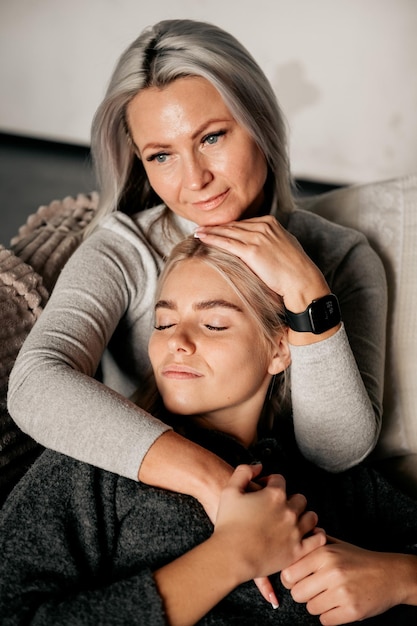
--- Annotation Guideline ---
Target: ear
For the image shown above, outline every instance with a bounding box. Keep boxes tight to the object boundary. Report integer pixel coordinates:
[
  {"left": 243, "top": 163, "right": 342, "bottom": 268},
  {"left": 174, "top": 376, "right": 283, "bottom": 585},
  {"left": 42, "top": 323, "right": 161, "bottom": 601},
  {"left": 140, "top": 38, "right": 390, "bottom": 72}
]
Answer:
[{"left": 268, "top": 331, "right": 291, "bottom": 375}]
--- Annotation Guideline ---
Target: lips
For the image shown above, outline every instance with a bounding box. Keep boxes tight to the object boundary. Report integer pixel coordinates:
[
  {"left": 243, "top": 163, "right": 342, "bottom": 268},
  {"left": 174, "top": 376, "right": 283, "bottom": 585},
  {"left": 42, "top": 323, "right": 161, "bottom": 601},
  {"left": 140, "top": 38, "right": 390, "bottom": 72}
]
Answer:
[
  {"left": 161, "top": 364, "right": 203, "bottom": 379},
  {"left": 192, "top": 189, "right": 230, "bottom": 211}
]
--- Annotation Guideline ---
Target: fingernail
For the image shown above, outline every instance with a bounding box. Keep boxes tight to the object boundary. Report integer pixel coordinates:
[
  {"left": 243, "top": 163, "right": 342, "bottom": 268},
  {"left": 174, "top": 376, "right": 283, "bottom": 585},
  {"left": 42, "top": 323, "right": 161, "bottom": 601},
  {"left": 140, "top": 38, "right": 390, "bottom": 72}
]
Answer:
[
  {"left": 250, "top": 460, "right": 262, "bottom": 465},
  {"left": 269, "top": 592, "right": 279, "bottom": 609}
]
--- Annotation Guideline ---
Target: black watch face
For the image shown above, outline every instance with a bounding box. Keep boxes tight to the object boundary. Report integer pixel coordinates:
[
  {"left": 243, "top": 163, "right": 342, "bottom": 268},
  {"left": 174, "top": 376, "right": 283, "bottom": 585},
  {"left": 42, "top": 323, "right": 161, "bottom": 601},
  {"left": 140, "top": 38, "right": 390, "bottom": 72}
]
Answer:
[{"left": 309, "top": 295, "right": 340, "bottom": 334}]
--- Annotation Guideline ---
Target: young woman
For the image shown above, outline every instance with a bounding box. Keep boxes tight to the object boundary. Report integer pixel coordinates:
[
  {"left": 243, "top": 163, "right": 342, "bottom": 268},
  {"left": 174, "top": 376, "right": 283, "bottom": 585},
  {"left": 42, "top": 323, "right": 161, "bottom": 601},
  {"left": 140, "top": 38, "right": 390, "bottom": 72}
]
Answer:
[
  {"left": 8, "top": 19, "right": 386, "bottom": 537},
  {"left": 0, "top": 237, "right": 415, "bottom": 626}
]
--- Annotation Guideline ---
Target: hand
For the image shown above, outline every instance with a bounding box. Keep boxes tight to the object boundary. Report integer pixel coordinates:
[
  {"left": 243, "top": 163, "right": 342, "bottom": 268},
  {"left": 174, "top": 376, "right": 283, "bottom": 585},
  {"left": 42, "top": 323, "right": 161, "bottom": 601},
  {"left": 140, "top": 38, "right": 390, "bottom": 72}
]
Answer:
[
  {"left": 281, "top": 536, "right": 417, "bottom": 625},
  {"left": 214, "top": 464, "right": 326, "bottom": 584},
  {"left": 195, "top": 215, "right": 330, "bottom": 313},
  {"left": 154, "top": 464, "right": 325, "bottom": 626}
]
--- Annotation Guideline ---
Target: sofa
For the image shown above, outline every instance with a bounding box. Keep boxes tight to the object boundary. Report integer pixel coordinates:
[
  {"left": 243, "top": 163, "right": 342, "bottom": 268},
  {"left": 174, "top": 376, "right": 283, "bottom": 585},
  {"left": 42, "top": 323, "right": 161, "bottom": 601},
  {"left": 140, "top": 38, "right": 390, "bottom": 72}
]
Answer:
[{"left": 0, "top": 174, "right": 416, "bottom": 506}]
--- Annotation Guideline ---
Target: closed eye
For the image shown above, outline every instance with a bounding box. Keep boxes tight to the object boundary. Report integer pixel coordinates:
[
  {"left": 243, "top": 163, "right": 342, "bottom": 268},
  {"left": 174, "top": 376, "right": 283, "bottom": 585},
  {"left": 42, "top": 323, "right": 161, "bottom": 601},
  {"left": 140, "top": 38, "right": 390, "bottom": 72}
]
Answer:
[
  {"left": 205, "top": 324, "right": 228, "bottom": 331},
  {"left": 154, "top": 323, "right": 175, "bottom": 331}
]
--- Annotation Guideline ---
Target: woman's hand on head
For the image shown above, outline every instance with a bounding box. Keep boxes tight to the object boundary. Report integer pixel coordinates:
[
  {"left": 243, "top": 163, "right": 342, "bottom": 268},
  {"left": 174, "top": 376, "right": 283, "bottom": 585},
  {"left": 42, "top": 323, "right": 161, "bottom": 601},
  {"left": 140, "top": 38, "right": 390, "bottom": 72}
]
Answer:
[
  {"left": 195, "top": 215, "right": 330, "bottom": 314},
  {"left": 214, "top": 464, "right": 326, "bottom": 584}
]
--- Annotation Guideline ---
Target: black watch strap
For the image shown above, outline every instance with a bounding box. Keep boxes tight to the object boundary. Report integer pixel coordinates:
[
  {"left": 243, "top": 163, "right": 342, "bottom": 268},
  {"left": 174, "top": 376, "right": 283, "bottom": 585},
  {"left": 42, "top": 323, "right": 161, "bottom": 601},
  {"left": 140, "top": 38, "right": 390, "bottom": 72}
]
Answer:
[{"left": 285, "top": 294, "right": 341, "bottom": 335}]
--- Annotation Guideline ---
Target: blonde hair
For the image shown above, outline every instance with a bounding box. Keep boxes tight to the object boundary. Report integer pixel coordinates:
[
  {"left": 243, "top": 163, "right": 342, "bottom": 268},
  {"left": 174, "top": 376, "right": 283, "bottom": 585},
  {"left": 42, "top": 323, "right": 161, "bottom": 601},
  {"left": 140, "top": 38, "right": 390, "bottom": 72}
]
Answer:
[
  {"left": 137, "top": 236, "right": 290, "bottom": 434},
  {"left": 88, "top": 19, "right": 295, "bottom": 236}
]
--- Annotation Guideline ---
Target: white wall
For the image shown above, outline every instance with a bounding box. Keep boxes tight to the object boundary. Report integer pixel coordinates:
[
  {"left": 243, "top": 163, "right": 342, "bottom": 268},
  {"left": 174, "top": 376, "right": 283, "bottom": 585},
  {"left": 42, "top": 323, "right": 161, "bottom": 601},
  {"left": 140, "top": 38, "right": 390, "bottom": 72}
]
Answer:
[{"left": 1, "top": 0, "right": 416, "bottom": 184}]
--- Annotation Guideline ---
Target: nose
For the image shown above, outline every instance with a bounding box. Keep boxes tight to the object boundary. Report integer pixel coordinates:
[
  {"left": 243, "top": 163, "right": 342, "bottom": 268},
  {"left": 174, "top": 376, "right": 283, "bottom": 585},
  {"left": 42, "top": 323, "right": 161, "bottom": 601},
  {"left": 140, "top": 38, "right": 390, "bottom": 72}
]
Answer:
[
  {"left": 167, "top": 325, "right": 196, "bottom": 355},
  {"left": 182, "top": 154, "right": 213, "bottom": 191}
]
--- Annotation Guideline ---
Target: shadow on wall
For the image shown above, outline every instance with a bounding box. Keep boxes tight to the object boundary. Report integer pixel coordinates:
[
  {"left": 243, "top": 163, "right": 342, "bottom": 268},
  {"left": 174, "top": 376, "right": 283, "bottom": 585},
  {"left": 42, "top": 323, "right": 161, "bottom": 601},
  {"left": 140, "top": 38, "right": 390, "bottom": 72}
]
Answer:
[{"left": 272, "top": 60, "right": 321, "bottom": 117}]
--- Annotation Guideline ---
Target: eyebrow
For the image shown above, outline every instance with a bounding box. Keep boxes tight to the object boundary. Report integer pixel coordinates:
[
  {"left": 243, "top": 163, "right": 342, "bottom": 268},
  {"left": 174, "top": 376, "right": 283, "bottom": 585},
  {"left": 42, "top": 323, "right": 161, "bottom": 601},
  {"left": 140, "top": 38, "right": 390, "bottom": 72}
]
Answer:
[
  {"left": 140, "top": 118, "right": 233, "bottom": 154},
  {"left": 155, "top": 299, "right": 243, "bottom": 313}
]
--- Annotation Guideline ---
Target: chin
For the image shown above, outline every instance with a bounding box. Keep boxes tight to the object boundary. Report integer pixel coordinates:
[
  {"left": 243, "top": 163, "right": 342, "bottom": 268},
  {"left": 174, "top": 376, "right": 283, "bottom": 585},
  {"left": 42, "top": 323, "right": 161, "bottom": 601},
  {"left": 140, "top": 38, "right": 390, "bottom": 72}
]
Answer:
[{"left": 163, "top": 398, "right": 199, "bottom": 416}]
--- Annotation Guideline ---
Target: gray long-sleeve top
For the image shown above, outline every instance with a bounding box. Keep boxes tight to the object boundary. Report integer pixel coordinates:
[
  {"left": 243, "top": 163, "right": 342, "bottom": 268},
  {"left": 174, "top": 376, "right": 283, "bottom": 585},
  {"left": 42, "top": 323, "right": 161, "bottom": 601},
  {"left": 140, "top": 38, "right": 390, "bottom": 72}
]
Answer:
[{"left": 7, "top": 206, "right": 387, "bottom": 478}]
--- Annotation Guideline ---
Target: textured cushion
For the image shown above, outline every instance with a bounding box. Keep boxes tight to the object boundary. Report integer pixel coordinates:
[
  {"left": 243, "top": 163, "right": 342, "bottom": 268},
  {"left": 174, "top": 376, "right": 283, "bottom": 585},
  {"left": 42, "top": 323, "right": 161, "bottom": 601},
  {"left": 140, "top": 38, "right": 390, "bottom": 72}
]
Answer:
[
  {"left": 11, "top": 192, "right": 99, "bottom": 293},
  {"left": 0, "top": 247, "right": 47, "bottom": 505},
  {"left": 0, "top": 193, "right": 98, "bottom": 505},
  {"left": 301, "top": 175, "right": 417, "bottom": 459}
]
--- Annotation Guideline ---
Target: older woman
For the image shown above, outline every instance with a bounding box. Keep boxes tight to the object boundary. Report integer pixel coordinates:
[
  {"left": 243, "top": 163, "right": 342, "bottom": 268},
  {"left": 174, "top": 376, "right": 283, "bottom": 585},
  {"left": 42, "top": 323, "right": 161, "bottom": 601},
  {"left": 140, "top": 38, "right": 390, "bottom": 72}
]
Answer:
[{"left": 8, "top": 19, "right": 385, "bottom": 538}]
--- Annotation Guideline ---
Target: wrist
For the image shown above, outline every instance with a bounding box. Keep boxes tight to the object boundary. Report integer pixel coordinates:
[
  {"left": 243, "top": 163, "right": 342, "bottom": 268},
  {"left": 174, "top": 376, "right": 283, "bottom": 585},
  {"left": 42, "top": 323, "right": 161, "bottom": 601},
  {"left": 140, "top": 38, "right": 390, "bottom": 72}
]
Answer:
[
  {"left": 396, "top": 554, "right": 417, "bottom": 606},
  {"left": 154, "top": 533, "right": 244, "bottom": 625},
  {"left": 285, "top": 293, "right": 341, "bottom": 342},
  {"left": 208, "top": 530, "right": 254, "bottom": 587},
  {"left": 282, "top": 270, "right": 330, "bottom": 314},
  {"left": 287, "top": 324, "right": 341, "bottom": 346},
  {"left": 195, "top": 459, "right": 234, "bottom": 523},
  {"left": 139, "top": 430, "right": 233, "bottom": 523}
]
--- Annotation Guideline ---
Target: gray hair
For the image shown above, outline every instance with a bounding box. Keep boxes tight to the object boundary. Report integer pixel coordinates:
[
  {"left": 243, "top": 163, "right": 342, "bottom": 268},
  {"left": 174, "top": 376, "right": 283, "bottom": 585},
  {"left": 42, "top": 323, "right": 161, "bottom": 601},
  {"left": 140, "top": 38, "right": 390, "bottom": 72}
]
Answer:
[{"left": 89, "top": 19, "right": 295, "bottom": 235}]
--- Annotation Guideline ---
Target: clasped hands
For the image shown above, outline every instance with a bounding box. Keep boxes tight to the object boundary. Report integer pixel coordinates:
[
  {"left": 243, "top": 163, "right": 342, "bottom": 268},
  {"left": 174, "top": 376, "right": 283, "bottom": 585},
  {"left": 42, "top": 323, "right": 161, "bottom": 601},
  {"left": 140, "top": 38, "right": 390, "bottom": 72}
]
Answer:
[{"left": 214, "top": 464, "right": 406, "bottom": 625}]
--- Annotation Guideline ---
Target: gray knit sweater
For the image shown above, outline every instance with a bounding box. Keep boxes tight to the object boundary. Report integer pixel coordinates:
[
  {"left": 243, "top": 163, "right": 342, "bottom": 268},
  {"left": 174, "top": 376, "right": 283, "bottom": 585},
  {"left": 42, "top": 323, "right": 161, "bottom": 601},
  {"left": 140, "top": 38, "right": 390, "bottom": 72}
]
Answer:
[
  {"left": 7, "top": 206, "right": 387, "bottom": 478},
  {"left": 1, "top": 425, "right": 416, "bottom": 625}
]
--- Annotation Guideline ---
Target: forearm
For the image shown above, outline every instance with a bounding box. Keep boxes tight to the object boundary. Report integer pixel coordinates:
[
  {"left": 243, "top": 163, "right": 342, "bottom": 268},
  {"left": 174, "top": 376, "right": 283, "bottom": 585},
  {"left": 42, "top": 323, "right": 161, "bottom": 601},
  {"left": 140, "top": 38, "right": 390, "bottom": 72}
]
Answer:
[
  {"left": 284, "top": 210, "right": 387, "bottom": 470},
  {"left": 154, "top": 534, "right": 241, "bottom": 626},
  {"left": 139, "top": 430, "right": 234, "bottom": 523},
  {"left": 8, "top": 226, "right": 170, "bottom": 480},
  {"left": 8, "top": 356, "right": 171, "bottom": 480},
  {"left": 290, "top": 325, "right": 379, "bottom": 472}
]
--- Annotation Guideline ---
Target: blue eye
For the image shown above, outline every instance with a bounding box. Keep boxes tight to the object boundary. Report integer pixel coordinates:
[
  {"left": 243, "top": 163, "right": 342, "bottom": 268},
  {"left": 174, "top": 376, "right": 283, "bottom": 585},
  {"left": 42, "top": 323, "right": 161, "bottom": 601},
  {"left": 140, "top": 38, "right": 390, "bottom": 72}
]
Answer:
[
  {"left": 147, "top": 153, "right": 168, "bottom": 163},
  {"left": 203, "top": 131, "right": 225, "bottom": 146}
]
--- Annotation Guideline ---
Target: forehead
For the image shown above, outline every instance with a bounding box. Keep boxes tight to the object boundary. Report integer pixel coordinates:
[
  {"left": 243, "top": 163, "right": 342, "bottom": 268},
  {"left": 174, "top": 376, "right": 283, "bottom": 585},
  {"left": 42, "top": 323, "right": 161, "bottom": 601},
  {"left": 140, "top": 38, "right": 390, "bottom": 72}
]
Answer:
[
  {"left": 127, "top": 76, "right": 233, "bottom": 142},
  {"left": 159, "top": 259, "right": 242, "bottom": 305}
]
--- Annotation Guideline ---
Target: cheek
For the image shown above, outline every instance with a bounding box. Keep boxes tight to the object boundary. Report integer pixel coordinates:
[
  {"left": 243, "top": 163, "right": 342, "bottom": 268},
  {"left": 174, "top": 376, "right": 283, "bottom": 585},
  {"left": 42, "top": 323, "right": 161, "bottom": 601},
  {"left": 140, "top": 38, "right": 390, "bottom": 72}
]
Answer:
[
  {"left": 148, "top": 335, "right": 161, "bottom": 370},
  {"left": 143, "top": 163, "right": 172, "bottom": 197},
  {"left": 250, "top": 151, "right": 268, "bottom": 187},
  {"left": 241, "top": 342, "right": 270, "bottom": 376},
  {"left": 144, "top": 168, "right": 162, "bottom": 195},
  {"left": 244, "top": 138, "right": 267, "bottom": 173}
]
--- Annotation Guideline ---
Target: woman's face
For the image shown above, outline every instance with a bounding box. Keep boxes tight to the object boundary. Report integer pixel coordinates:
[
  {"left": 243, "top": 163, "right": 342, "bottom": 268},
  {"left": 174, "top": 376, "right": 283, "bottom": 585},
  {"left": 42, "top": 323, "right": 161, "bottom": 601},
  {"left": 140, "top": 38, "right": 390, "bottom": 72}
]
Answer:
[
  {"left": 148, "top": 258, "right": 281, "bottom": 445},
  {"left": 127, "top": 76, "right": 268, "bottom": 226}
]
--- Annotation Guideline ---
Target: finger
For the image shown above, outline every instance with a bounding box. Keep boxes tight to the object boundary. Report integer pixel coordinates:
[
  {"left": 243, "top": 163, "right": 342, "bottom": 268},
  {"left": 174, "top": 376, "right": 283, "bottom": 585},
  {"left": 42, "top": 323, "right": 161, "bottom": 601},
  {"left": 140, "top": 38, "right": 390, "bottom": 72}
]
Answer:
[
  {"left": 283, "top": 562, "right": 333, "bottom": 606},
  {"left": 318, "top": 606, "right": 352, "bottom": 626},
  {"left": 287, "top": 492, "right": 308, "bottom": 516},
  {"left": 195, "top": 223, "right": 278, "bottom": 249},
  {"left": 324, "top": 534, "right": 343, "bottom": 545},
  {"left": 246, "top": 480, "right": 262, "bottom": 492},
  {"left": 196, "top": 214, "right": 280, "bottom": 234},
  {"left": 281, "top": 530, "right": 327, "bottom": 589},
  {"left": 298, "top": 510, "right": 319, "bottom": 537},
  {"left": 254, "top": 576, "right": 279, "bottom": 608},
  {"left": 281, "top": 547, "right": 322, "bottom": 588},
  {"left": 227, "top": 464, "right": 263, "bottom": 493},
  {"left": 195, "top": 218, "right": 279, "bottom": 243},
  {"left": 259, "top": 472, "right": 287, "bottom": 491},
  {"left": 299, "top": 527, "right": 327, "bottom": 557},
  {"left": 195, "top": 228, "right": 251, "bottom": 252}
]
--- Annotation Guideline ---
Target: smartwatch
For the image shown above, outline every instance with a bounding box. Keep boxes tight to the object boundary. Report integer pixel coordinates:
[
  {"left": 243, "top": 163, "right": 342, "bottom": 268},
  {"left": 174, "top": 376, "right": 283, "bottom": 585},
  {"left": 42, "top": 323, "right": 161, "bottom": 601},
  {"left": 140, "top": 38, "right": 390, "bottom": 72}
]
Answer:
[{"left": 284, "top": 294, "right": 341, "bottom": 335}]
